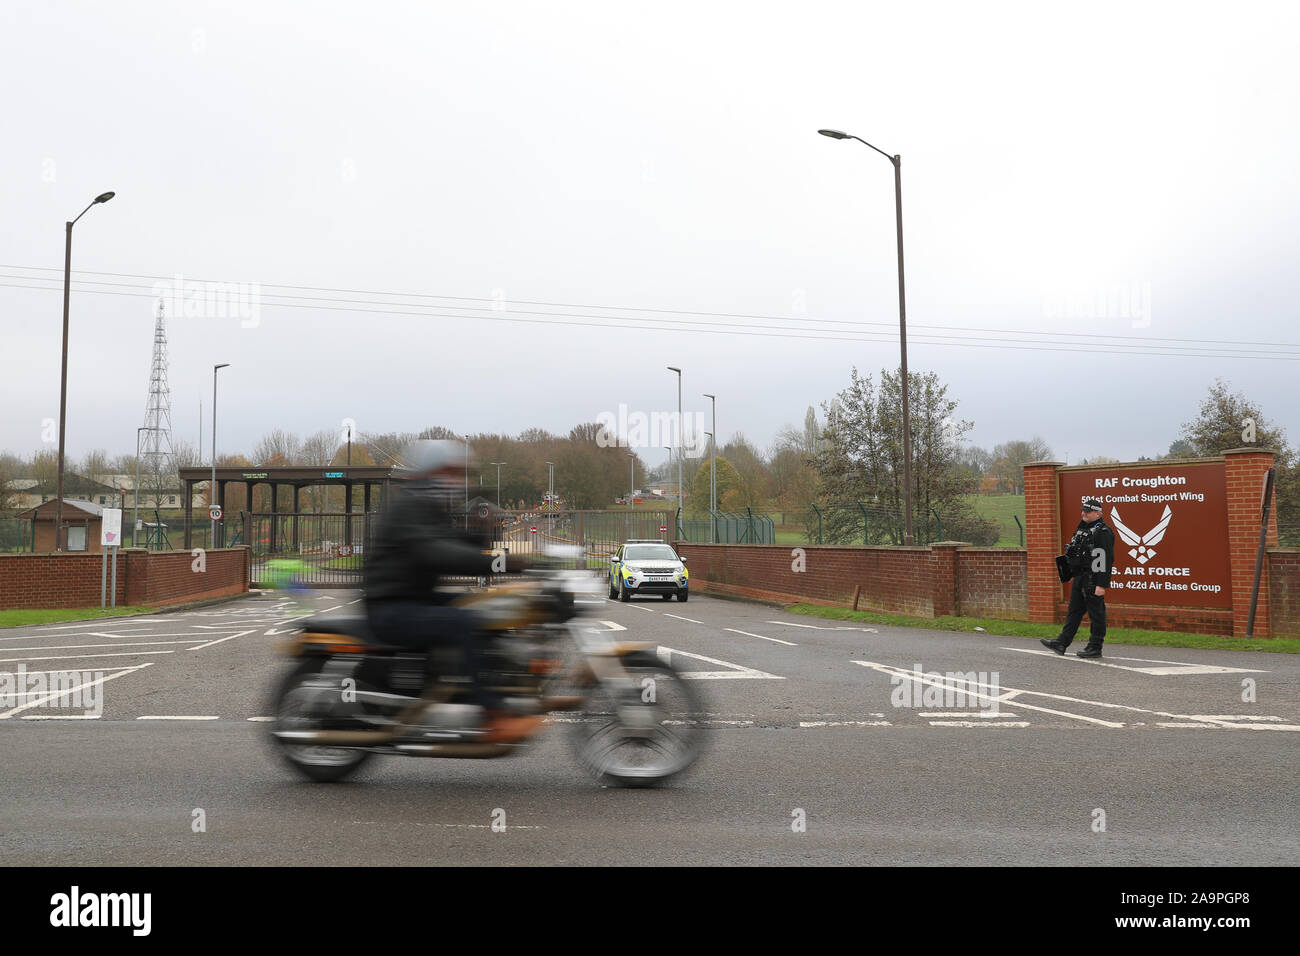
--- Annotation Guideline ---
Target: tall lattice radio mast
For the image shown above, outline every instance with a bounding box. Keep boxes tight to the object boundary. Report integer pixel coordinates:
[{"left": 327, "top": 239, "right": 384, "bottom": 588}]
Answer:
[{"left": 140, "top": 299, "right": 176, "bottom": 510}]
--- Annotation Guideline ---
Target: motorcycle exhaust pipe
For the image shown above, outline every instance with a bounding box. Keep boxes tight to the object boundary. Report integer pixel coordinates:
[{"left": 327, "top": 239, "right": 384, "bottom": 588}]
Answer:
[{"left": 274, "top": 729, "right": 396, "bottom": 745}]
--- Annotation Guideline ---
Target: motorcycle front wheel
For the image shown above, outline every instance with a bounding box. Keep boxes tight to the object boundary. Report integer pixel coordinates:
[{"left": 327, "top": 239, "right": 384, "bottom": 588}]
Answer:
[{"left": 569, "top": 650, "right": 706, "bottom": 788}]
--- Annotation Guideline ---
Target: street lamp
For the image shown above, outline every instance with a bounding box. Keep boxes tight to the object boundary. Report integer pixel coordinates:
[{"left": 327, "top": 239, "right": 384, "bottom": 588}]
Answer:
[
  {"left": 667, "top": 366, "right": 682, "bottom": 532},
  {"left": 627, "top": 452, "right": 635, "bottom": 511},
  {"left": 703, "top": 393, "right": 716, "bottom": 542},
  {"left": 818, "top": 128, "right": 914, "bottom": 544},
  {"left": 54, "top": 190, "right": 115, "bottom": 551},
  {"left": 211, "top": 363, "right": 230, "bottom": 546},
  {"left": 490, "top": 462, "right": 506, "bottom": 508}
]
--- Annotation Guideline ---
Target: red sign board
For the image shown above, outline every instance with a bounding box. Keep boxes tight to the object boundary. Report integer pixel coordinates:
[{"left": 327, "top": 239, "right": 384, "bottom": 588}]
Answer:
[
  {"left": 658, "top": 525, "right": 668, "bottom": 533},
  {"left": 1058, "top": 462, "right": 1231, "bottom": 608},
  {"left": 530, "top": 526, "right": 537, "bottom": 534}
]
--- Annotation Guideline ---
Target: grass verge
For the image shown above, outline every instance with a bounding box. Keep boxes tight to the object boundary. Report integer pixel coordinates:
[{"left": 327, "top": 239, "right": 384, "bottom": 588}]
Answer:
[
  {"left": 786, "top": 602, "right": 1300, "bottom": 654},
  {"left": 0, "top": 606, "right": 155, "bottom": 628}
]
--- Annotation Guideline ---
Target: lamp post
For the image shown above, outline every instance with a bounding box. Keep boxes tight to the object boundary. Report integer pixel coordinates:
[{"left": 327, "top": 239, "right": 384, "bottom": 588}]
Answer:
[
  {"left": 211, "top": 363, "right": 229, "bottom": 547},
  {"left": 818, "top": 128, "right": 914, "bottom": 544},
  {"left": 703, "top": 393, "right": 716, "bottom": 542},
  {"left": 627, "top": 452, "right": 635, "bottom": 510},
  {"left": 667, "top": 366, "right": 682, "bottom": 530},
  {"left": 134, "top": 426, "right": 149, "bottom": 547},
  {"left": 54, "top": 190, "right": 115, "bottom": 551},
  {"left": 490, "top": 462, "right": 506, "bottom": 508}
]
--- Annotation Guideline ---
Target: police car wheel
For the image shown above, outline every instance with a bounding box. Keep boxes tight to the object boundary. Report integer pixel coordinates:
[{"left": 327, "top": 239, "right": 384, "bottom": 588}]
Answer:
[
  {"left": 661, "top": 594, "right": 673, "bottom": 601},
  {"left": 619, "top": 579, "right": 631, "bottom": 602},
  {"left": 676, "top": 590, "right": 688, "bottom": 602}
]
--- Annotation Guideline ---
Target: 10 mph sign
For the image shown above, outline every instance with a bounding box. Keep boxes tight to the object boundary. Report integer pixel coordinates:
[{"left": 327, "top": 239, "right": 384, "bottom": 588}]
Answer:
[{"left": 209, "top": 506, "right": 222, "bottom": 521}]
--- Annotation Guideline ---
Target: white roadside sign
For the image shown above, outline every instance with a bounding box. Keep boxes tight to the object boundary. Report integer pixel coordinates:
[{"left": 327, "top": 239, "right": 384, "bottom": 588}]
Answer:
[{"left": 101, "top": 508, "right": 123, "bottom": 547}]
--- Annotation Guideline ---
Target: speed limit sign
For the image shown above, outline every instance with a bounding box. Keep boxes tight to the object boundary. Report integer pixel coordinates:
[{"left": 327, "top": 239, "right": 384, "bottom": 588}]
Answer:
[
  {"left": 477, "top": 504, "right": 490, "bottom": 519},
  {"left": 209, "top": 506, "right": 223, "bottom": 522}
]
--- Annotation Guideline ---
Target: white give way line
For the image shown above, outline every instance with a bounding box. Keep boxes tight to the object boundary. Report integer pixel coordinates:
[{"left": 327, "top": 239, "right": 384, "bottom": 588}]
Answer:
[
  {"left": 768, "top": 620, "right": 879, "bottom": 633},
  {"left": 853, "top": 659, "right": 1300, "bottom": 731},
  {"left": 1001, "top": 646, "right": 1268, "bottom": 676}
]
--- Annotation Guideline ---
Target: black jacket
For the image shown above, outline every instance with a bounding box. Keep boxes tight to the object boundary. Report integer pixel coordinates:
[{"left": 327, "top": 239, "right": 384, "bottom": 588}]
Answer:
[
  {"left": 363, "top": 484, "right": 498, "bottom": 603},
  {"left": 1064, "top": 518, "right": 1115, "bottom": 588}
]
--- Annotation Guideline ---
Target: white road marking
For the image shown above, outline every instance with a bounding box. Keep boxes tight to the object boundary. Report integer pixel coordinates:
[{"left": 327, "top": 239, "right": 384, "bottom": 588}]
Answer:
[
  {"left": 929, "top": 720, "right": 1031, "bottom": 728},
  {"left": 766, "top": 620, "right": 878, "bottom": 633},
  {"left": 0, "top": 640, "right": 212, "bottom": 653},
  {"left": 924, "top": 711, "right": 1020, "bottom": 718},
  {"left": 623, "top": 604, "right": 656, "bottom": 612},
  {"left": 656, "top": 646, "right": 783, "bottom": 680},
  {"left": 1001, "top": 646, "right": 1267, "bottom": 676},
  {"left": 856, "top": 659, "right": 1300, "bottom": 732},
  {"left": 41, "top": 619, "right": 143, "bottom": 631},
  {"left": 247, "top": 716, "right": 274, "bottom": 722},
  {"left": 724, "top": 628, "right": 797, "bottom": 646},
  {"left": 799, "top": 720, "right": 892, "bottom": 727},
  {"left": 1189, "top": 715, "right": 1284, "bottom": 721},
  {"left": 136, "top": 715, "right": 220, "bottom": 720},
  {"left": 20, "top": 714, "right": 102, "bottom": 720},
  {"left": 189, "top": 629, "right": 256, "bottom": 651},
  {"left": 854, "top": 660, "right": 1126, "bottom": 727},
  {"left": 663, "top": 613, "right": 702, "bottom": 624},
  {"left": 0, "top": 650, "right": 175, "bottom": 664},
  {"left": 598, "top": 621, "right": 627, "bottom": 632},
  {"left": 0, "top": 663, "right": 153, "bottom": 719}
]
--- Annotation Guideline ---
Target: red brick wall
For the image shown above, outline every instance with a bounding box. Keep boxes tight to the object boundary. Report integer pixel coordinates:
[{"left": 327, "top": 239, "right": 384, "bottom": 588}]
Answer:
[
  {"left": 676, "top": 543, "right": 1027, "bottom": 619},
  {"left": 0, "top": 548, "right": 250, "bottom": 610},
  {"left": 1268, "top": 549, "right": 1300, "bottom": 639},
  {"left": 957, "top": 548, "right": 1029, "bottom": 620},
  {"left": 676, "top": 544, "right": 935, "bottom": 614}
]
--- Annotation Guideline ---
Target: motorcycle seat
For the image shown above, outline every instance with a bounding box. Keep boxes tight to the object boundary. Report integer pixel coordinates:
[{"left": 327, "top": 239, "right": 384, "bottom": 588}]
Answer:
[{"left": 298, "top": 615, "right": 407, "bottom": 653}]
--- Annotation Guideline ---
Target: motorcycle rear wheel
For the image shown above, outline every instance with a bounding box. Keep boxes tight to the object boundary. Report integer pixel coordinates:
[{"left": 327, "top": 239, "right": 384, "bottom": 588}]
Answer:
[{"left": 269, "top": 658, "right": 375, "bottom": 782}]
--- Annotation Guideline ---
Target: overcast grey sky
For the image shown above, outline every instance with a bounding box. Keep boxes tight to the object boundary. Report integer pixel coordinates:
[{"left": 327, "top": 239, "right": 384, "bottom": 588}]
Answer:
[{"left": 3, "top": 0, "right": 1298, "bottom": 470}]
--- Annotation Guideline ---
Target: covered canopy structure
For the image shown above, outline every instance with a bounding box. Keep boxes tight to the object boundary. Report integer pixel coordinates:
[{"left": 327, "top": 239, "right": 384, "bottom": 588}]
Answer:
[{"left": 177, "top": 465, "right": 397, "bottom": 550}]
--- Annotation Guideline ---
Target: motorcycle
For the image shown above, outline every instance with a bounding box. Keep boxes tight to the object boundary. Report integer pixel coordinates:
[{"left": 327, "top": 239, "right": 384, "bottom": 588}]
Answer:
[{"left": 267, "top": 549, "right": 706, "bottom": 787}]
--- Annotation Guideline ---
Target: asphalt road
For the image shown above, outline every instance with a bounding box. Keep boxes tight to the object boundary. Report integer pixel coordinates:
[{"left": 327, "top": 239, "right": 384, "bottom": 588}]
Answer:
[{"left": 2, "top": 588, "right": 1297, "bottom": 865}]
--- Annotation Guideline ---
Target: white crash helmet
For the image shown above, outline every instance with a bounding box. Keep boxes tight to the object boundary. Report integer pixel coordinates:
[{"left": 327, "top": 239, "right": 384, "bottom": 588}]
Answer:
[{"left": 395, "top": 439, "right": 469, "bottom": 479}]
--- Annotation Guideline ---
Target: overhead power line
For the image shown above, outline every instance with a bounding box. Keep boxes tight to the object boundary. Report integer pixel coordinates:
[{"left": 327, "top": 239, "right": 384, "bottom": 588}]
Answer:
[{"left": 3, "top": 264, "right": 1299, "bottom": 361}]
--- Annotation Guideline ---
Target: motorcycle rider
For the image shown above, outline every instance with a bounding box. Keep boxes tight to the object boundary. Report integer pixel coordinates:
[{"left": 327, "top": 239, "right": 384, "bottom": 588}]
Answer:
[
  {"left": 1041, "top": 496, "right": 1115, "bottom": 658},
  {"left": 364, "top": 439, "right": 542, "bottom": 742}
]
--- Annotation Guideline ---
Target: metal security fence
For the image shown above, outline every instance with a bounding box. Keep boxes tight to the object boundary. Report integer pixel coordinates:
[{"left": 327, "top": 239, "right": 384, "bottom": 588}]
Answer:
[
  {"left": 0, "top": 517, "right": 34, "bottom": 552},
  {"left": 678, "top": 510, "right": 776, "bottom": 544}
]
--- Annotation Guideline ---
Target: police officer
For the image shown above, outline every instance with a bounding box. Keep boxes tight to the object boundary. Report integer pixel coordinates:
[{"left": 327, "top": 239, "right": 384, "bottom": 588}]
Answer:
[{"left": 1041, "top": 497, "right": 1115, "bottom": 658}]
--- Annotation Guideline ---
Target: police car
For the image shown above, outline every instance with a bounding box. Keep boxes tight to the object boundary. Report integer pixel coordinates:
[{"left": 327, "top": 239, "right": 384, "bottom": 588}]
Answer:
[{"left": 608, "top": 540, "right": 689, "bottom": 602}]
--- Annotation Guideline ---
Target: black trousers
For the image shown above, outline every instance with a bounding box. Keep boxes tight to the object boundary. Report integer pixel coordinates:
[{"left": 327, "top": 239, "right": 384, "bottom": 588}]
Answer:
[
  {"left": 365, "top": 600, "right": 498, "bottom": 708},
  {"left": 1058, "top": 574, "right": 1106, "bottom": 645}
]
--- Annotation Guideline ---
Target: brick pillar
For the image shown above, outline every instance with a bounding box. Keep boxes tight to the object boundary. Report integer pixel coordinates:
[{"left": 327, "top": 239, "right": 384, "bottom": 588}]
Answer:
[
  {"left": 1224, "top": 448, "right": 1278, "bottom": 637},
  {"left": 930, "top": 542, "right": 965, "bottom": 617},
  {"left": 1024, "top": 461, "right": 1066, "bottom": 624}
]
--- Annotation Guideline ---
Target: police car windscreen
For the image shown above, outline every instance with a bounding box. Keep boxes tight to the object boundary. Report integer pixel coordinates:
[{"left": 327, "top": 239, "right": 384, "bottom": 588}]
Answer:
[{"left": 625, "top": 545, "right": 677, "bottom": 561}]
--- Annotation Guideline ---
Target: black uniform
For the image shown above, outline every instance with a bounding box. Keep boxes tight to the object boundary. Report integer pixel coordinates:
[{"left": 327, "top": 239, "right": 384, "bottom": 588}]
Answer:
[
  {"left": 364, "top": 482, "right": 501, "bottom": 705},
  {"left": 1056, "top": 517, "right": 1115, "bottom": 647}
]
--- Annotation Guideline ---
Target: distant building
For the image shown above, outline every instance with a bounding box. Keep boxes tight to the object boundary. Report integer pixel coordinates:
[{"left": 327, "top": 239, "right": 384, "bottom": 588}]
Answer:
[{"left": 15, "top": 499, "right": 106, "bottom": 552}]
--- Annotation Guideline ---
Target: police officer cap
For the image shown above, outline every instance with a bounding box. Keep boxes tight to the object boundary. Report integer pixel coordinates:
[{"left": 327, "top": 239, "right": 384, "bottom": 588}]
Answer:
[
  {"left": 1081, "top": 497, "right": 1103, "bottom": 512},
  {"left": 396, "top": 439, "right": 467, "bottom": 478}
]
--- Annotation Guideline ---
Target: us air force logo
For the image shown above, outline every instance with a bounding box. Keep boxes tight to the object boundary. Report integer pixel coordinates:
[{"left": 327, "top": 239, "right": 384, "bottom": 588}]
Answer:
[{"left": 1111, "top": 505, "right": 1172, "bottom": 565}]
